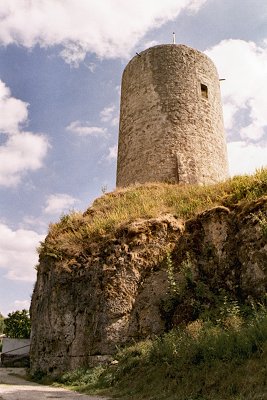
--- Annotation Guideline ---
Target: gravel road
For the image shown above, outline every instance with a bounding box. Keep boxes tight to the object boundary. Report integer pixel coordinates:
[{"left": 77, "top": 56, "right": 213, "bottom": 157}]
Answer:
[{"left": 0, "top": 368, "right": 109, "bottom": 400}]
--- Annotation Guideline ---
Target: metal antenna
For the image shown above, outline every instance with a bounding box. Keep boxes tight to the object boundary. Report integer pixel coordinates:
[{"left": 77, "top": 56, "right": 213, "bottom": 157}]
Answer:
[{"left": 172, "top": 32, "right": 176, "bottom": 44}]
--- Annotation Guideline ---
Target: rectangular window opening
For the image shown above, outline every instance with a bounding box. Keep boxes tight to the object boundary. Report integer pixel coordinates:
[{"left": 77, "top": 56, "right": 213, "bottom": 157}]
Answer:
[{"left": 201, "top": 83, "right": 208, "bottom": 99}]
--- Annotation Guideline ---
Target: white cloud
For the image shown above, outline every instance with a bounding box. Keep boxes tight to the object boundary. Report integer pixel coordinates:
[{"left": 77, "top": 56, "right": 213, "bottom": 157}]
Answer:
[
  {"left": 21, "top": 215, "right": 48, "bottom": 233},
  {"left": 84, "top": 62, "right": 97, "bottom": 73},
  {"left": 44, "top": 193, "right": 79, "bottom": 215},
  {"left": 0, "top": 0, "right": 207, "bottom": 65},
  {"left": 115, "top": 85, "right": 121, "bottom": 95},
  {"left": 0, "top": 132, "right": 49, "bottom": 187},
  {"left": 206, "top": 39, "right": 267, "bottom": 141},
  {"left": 0, "top": 223, "right": 44, "bottom": 282},
  {"left": 0, "top": 80, "right": 49, "bottom": 186},
  {"left": 60, "top": 43, "right": 87, "bottom": 68},
  {"left": 144, "top": 40, "right": 159, "bottom": 48},
  {"left": 100, "top": 105, "right": 119, "bottom": 126},
  {"left": 100, "top": 105, "right": 116, "bottom": 123},
  {"left": 227, "top": 141, "right": 267, "bottom": 177},
  {"left": 66, "top": 120, "right": 107, "bottom": 137},
  {"left": 0, "top": 80, "right": 28, "bottom": 134},
  {"left": 13, "top": 299, "right": 31, "bottom": 311},
  {"left": 221, "top": 101, "right": 239, "bottom": 132},
  {"left": 206, "top": 39, "right": 267, "bottom": 176},
  {"left": 111, "top": 116, "right": 119, "bottom": 127},
  {"left": 107, "top": 145, "right": 118, "bottom": 161}
]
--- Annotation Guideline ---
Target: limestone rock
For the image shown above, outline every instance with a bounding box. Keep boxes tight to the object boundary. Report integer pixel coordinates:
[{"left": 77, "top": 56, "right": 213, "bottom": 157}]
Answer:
[
  {"left": 30, "top": 214, "right": 182, "bottom": 375},
  {"left": 30, "top": 198, "right": 267, "bottom": 376}
]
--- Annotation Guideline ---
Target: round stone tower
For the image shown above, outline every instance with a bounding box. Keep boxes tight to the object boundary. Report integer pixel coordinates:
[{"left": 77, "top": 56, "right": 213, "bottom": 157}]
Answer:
[{"left": 116, "top": 44, "right": 228, "bottom": 187}]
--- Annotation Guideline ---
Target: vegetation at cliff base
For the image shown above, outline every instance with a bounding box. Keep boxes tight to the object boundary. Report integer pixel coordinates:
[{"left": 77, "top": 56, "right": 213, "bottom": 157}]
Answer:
[
  {"left": 38, "top": 167, "right": 267, "bottom": 263},
  {"left": 33, "top": 168, "right": 267, "bottom": 399},
  {"left": 56, "top": 302, "right": 267, "bottom": 400}
]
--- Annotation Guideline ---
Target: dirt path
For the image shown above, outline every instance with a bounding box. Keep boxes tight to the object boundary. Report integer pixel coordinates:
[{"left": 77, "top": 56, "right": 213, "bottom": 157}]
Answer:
[{"left": 0, "top": 368, "right": 109, "bottom": 400}]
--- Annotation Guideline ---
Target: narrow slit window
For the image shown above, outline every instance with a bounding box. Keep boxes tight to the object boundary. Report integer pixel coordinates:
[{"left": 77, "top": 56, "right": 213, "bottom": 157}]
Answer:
[{"left": 201, "top": 83, "right": 208, "bottom": 99}]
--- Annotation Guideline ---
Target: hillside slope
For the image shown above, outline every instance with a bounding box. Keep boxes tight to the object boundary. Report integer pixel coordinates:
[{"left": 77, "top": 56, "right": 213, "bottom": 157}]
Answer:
[{"left": 30, "top": 169, "right": 267, "bottom": 378}]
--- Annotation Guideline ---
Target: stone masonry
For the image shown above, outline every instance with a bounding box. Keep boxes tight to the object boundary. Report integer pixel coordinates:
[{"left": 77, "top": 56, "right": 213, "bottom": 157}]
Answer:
[{"left": 116, "top": 44, "right": 229, "bottom": 187}]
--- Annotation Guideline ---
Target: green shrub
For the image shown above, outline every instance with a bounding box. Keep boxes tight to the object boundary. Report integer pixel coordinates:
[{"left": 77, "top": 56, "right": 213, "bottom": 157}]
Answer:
[
  {"left": 60, "top": 365, "right": 105, "bottom": 388},
  {"left": 54, "top": 304, "right": 267, "bottom": 400},
  {"left": 4, "top": 309, "right": 31, "bottom": 339}
]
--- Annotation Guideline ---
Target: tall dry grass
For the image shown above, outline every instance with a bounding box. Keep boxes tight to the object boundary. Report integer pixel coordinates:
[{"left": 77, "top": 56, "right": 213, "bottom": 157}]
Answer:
[{"left": 38, "top": 168, "right": 267, "bottom": 260}]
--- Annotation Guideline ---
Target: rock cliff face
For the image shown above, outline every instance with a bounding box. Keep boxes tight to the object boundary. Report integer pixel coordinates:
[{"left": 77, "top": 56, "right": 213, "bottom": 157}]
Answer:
[{"left": 30, "top": 197, "right": 267, "bottom": 376}]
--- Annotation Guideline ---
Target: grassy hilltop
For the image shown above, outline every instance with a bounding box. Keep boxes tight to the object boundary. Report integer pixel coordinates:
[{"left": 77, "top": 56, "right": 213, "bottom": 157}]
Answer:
[
  {"left": 40, "top": 168, "right": 267, "bottom": 260},
  {"left": 37, "top": 168, "right": 267, "bottom": 400}
]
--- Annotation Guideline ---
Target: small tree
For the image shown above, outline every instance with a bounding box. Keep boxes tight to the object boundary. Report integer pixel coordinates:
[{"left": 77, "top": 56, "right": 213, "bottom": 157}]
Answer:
[
  {"left": 4, "top": 309, "right": 31, "bottom": 339},
  {"left": 0, "top": 312, "right": 5, "bottom": 334}
]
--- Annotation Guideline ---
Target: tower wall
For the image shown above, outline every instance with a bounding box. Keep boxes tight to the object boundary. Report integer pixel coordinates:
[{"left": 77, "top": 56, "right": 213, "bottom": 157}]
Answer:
[{"left": 116, "top": 44, "right": 228, "bottom": 187}]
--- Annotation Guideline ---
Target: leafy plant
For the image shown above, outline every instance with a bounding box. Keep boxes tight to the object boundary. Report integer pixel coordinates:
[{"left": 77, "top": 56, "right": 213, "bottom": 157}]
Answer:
[
  {"left": 166, "top": 252, "right": 178, "bottom": 294},
  {"left": 4, "top": 309, "right": 31, "bottom": 339},
  {"left": 253, "top": 209, "right": 267, "bottom": 237},
  {"left": 0, "top": 312, "right": 5, "bottom": 334}
]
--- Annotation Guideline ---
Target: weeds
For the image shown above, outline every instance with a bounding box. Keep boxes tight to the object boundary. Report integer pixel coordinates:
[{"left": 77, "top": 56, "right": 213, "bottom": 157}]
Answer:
[
  {"left": 59, "top": 365, "right": 105, "bottom": 390},
  {"left": 166, "top": 252, "right": 178, "bottom": 295},
  {"left": 55, "top": 304, "right": 267, "bottom": 400},
  {"left": 161, "top": 252, "right": 198, "bottom": 329},
  {"left": 161, "top": 251, "right": 242, "bottom": 330},
  {"left": 253, "top": 210, "right": 267, "bottom": 237}
]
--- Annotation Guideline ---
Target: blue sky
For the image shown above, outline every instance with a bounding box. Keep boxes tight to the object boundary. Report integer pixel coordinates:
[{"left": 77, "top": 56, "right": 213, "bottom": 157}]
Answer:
[{"left": 0, "top": 0, "right": 266, "bottom": 316}]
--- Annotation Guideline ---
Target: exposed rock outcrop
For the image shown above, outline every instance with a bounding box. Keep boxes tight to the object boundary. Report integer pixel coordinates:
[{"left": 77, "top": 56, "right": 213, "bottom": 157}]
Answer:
[{"left": 30, "top": 197, "right": 267, "bottom": 376}]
